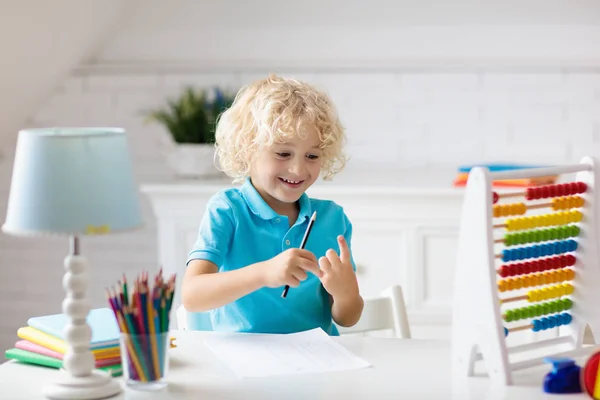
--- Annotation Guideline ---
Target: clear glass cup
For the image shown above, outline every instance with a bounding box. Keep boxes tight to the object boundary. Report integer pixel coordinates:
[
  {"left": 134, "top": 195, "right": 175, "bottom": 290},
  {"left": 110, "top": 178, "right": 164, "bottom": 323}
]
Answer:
[{"left": 120, "top": 332, "right": 169, "bottom": 391}]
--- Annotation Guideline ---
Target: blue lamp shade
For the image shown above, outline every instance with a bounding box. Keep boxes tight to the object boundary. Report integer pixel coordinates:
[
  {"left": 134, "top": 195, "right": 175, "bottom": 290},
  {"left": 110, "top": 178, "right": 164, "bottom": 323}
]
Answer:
[{"left": 2, "top": 127, "right": 143, "bottom": 236}]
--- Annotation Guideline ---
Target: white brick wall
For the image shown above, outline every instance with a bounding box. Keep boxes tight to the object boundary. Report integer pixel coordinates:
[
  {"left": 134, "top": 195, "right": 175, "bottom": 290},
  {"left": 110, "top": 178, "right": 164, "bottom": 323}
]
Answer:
[{"left": 1, "top": 67, "right": 599, "bottom": 353}]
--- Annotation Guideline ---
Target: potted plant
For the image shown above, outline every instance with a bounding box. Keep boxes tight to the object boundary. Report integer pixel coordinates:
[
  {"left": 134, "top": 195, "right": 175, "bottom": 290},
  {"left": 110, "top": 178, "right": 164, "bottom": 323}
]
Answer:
[{"left": 143, "top": 86, "right": 236, "bottom": 178}]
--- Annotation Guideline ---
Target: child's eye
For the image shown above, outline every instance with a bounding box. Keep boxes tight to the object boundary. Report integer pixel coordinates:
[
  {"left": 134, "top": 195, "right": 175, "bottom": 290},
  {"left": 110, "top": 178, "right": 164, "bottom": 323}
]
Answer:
[
  {"left": 276, "top": 152, "right": 290, "bottom": 158},
  {"left": 307, "top": 154, "right": 319, "bottom": 160}
]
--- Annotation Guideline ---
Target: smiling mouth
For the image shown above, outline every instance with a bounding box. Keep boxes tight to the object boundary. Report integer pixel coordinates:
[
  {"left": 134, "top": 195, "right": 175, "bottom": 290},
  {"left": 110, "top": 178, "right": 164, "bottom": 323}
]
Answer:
[{"left": 279, "top": 177, "right": 304, "bottom": 187}]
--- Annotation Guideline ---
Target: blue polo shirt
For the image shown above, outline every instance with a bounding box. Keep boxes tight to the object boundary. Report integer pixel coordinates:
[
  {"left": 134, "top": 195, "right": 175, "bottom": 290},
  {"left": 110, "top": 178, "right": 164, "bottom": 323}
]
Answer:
[{"left": 186, "top": 178, "right": 356, "bottom": 336}]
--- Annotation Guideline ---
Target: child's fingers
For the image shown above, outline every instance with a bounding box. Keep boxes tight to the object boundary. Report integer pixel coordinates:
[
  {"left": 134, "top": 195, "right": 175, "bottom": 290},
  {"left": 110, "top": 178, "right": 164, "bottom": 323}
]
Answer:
[
  {"left": 326, "top": 249, "right": 341, "bottom": 269},
  {"left": 296, "top": 249, "right": 318, "bottom": 263},
  {"left": 291, "top": 267, "right": 308, "bottom": 282},
  {"left": 337, "top": 235, "right": 351, "bottom": 264},
  {"left": 319, "top": 256, "right": 333, "bottom": 274},
  {"left": 298, "top": 258, "right": 323, "bottom": 278}
]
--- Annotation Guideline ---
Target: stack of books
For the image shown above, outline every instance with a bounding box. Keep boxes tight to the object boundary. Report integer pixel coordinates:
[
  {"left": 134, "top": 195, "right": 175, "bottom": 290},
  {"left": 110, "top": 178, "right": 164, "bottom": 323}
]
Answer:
[
  {"left": 4, "top": 308, "right": 122, "bottom": 376},
  {"left": 453, "top": 163, "right": 558, "bottom": 187}
]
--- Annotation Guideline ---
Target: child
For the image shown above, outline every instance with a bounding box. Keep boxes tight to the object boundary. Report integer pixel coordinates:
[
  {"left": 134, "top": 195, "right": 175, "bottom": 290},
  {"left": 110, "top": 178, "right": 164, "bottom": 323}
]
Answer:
[{"left": 182, "top": 74, "right": 364, "bottom": 335}]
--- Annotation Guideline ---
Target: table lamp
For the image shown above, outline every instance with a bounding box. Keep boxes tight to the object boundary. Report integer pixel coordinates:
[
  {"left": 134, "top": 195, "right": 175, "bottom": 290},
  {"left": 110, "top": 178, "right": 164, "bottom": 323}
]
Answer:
[{"left": 2, "top": 127, "right": 143, "bottom": 399}]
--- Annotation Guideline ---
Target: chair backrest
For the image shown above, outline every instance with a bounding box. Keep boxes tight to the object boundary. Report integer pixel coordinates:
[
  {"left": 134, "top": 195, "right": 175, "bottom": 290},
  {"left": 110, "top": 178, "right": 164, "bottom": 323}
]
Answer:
[
  {"left": 336, "top": 285, "right": 411, "bottom": 339},
  {"left": 176, "top": 304, "right": 188, "bottom": 331}
]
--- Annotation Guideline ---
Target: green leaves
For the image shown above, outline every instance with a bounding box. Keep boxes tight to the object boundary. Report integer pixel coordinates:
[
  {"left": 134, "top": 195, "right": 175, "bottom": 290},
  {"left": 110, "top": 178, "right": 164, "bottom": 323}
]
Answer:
[{"left": 143, "top": 86, "right": 235, "bottom": 144}]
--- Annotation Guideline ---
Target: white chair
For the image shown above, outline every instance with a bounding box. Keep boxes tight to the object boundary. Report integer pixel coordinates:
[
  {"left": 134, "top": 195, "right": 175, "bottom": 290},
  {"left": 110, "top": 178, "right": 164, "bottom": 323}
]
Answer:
[
  {"left": 336, "top": 285, "right": 411, "bottom": 339},
  {"left": 176, "top": 304, "right": 189, "bottom": 331},
  {"left": 176, "top": 284, "right": 411, "bottom": 338}
]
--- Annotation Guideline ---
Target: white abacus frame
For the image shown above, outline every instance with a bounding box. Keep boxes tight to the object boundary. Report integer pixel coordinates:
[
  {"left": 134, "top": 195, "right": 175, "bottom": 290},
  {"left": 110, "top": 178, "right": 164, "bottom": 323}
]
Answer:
[{"left": 451, "top": 156, "right": 600, "bottom": 385}]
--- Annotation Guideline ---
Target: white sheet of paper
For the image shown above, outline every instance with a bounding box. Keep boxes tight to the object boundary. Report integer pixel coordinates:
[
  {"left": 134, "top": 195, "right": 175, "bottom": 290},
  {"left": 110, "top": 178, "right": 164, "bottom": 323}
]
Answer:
[{"left": 203, "top": 328, "right": 372, "bottom": 378}]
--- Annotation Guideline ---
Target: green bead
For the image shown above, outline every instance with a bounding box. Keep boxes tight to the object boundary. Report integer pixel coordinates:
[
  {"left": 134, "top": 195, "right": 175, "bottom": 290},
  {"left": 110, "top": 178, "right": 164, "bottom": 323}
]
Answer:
[
  {"left": 564, "top": 298, "right": 573, "bottom": 309},
  {"left": 574, "top": 226, "right": 580, "bottom": 236},
  {"left": 535, "top": 304, "right": 544, "bottom": 316},
  {"left": 505, "top": 310, "right": 513, "bottom": 322}
]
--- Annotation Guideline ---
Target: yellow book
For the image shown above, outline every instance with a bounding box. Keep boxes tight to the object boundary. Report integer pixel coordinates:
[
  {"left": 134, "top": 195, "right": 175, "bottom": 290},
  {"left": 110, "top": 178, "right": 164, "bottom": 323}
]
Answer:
[{"left": 17, "top": 327, "right": 120, "bottom": 360}]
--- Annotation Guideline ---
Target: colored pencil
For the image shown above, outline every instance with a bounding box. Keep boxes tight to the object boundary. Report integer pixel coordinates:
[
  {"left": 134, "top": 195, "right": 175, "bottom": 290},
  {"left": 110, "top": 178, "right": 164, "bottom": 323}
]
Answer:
[{"left": 106, "top": 270, "right": 176, "bottom": 382}]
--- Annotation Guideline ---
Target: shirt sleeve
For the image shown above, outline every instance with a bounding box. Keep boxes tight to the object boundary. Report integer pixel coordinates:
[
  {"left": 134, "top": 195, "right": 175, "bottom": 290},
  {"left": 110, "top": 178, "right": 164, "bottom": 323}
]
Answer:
[
  {"left": 342, "top": 212, "right": 357, "bottom": 272},
  {"left": 186, "top": 193, "right": 236, "bottom": 268}
]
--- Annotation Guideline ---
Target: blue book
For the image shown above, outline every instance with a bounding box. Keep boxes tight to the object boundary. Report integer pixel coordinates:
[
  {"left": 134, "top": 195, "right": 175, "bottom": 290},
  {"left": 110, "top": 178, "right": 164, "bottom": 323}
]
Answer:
[
  {"left": 27, "top": 308, "right": 120, "bottom": 348},
  {"left": 458, "top": 163, "right": 550, "bottom": 173}
]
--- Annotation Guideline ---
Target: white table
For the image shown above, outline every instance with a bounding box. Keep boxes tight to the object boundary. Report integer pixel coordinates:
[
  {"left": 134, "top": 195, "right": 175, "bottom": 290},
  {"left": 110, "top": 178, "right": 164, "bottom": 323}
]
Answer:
[{"left": 0, "top": 330, "right": 594, "bottom": 399}]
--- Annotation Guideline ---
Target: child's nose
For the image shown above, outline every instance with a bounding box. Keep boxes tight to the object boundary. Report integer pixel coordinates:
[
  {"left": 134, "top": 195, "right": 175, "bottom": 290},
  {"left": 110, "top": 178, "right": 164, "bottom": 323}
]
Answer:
[{"left": 288, "top": 159, "right": 307, "bottom": 176}]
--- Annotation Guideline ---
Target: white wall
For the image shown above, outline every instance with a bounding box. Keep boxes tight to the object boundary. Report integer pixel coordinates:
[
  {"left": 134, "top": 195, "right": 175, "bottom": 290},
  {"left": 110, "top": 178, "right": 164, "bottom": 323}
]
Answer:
[{"left": 1, "top": 0, "right": 600, "bottom": 353}]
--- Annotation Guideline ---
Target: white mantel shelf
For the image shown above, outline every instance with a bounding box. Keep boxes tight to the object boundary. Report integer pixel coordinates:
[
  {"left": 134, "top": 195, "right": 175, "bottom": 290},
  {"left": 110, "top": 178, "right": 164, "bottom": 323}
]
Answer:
[{"left": 141, "top": 165, "right": 465, "bottom": 197}]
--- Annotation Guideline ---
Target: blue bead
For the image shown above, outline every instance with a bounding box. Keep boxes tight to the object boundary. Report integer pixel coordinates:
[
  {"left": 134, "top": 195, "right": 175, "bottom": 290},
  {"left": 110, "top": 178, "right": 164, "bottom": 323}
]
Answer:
[
  {"left": 533, "top": 245, "right": 541, "bottom": 257},
  {"left": 549, "top": 316, "right": 557, "bottom": 328},
  {"left": 541, "top": 317, "right": 549, "bottom": 330},
  {"left": 568, "top": 240, "right": 577, "bottom": 251},
  {"left": 504, "top": 327, "right": 508, "bottom": 336},
  {"left": 533, "top": 319, "right": 542, "bottom": 331},
  {"left": 542, "top": 243, "right": 550, "bottom": 256}
]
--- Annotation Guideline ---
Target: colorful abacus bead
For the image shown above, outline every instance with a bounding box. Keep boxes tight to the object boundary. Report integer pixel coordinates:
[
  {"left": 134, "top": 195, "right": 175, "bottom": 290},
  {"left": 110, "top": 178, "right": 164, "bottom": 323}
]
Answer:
[
  {"left": 494, "top": 203, "right": 527, "bottom": 218},
  {"left": 493, "top": 192, "right": 500, "bottom": 204},
  {"left": 505, "top": 210, "right": 583, "bottom": 231},
  {"left": 526, "top": 183, "right": 587, "bottom": 200},
  {"left": 501, "top": 240, "right": 578, "bottom": 262},
  {"left": 504, "top": 225, "right": 580, "bottom": 246},
  {"left": 498, "top": 268, "right": 575, "bottom": 292},
  {"left": 498, "top": 254, "right": 576, "bottom": 278},
  {"left": 526, "top": 283, "right": 574, "bottom": 302},
  {"left": 532, "top": 313, "right": 572, "bottom": 332},
  {"left": 504, "top": 298, "right": 573, "bottom": 322},
  {"left": 552, "top": 196, "right": 585, "bottom": 210}
]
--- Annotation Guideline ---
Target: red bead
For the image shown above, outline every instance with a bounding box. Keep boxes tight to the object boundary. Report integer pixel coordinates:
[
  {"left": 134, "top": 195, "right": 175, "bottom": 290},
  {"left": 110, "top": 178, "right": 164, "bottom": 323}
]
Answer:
[
  {"left": 513, "top": 263, "right": 521, "bottom": 275},
  {"left": 566, "top": 254, "right": 576, "bottom": 266},
  {"left": 577, "top": 182, "right": 587, "bottom": 193},
  {"left": 549, "top": 184, "right": 557, "bottom": 197},
  {"left": 568, "top": 182, "right": 578, "bottom": 195},
  {"left": 536, "top": 260, "right": 545, "bottom": 272},
  {"left": 558, "top": 184, "right": 567, "bottom": 196},
  {"left": 493, "top": 192, "right": 499, "bottom": 204},
  {"left": 499, "top": 265, "right": 508, "bottom": 278}
]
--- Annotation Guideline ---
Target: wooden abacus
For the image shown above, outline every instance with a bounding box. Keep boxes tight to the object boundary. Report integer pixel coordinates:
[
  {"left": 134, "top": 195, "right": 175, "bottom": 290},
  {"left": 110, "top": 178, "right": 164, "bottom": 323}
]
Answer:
[{"left": 451, "top": 156, "right": 600, "bottom": 386}]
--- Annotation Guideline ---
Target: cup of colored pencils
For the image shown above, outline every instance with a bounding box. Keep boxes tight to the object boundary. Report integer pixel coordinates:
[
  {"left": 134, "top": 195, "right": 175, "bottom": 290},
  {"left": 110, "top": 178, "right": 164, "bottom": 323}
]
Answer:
[{"left": 106, "top": 269, "right": 176, "bottom": 391}]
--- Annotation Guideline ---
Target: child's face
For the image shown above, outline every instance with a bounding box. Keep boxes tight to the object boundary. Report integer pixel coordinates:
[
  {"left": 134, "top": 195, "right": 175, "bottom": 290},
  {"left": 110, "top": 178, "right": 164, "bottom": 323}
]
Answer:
[{"left": 250, "top": 125, "right": 323, "bottom": 212}]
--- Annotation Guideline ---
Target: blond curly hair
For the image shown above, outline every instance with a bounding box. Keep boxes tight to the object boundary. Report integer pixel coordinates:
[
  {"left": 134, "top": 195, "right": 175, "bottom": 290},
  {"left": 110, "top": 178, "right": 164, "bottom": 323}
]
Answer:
[{"left": 214, "top": 74, "right": 347, "bottom": 183}]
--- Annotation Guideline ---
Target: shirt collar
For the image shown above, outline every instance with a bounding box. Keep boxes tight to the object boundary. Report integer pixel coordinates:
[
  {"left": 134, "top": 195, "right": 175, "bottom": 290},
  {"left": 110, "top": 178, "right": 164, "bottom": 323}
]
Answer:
[{"left": 241, "top": 177, "right": 312, "bottom": 223}]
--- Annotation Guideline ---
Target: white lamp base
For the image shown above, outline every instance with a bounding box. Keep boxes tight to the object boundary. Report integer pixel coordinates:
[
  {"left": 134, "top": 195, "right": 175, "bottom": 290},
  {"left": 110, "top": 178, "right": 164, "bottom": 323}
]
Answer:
[
  {"left": 44, "top": 242, "right": 122, "bottom": 400},
  {"left": 43, "top": 370, "right": 122, "bottom": 400}
]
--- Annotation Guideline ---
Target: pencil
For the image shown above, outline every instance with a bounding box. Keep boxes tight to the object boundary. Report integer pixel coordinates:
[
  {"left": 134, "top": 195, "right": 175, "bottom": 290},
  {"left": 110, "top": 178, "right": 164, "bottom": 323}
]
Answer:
[
  {"left": 107, "top": 270, "right": 176, "bottom": 382},
  {"left": 282, "top": 211, "right": 317, "bottom": 298}
]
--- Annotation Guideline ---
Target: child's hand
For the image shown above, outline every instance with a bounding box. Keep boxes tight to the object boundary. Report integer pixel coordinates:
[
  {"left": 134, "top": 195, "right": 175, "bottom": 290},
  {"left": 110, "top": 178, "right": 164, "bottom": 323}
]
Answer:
[
  {"left": 259, "top": 248, "right": 323, "bottom": 288},
  {"left": 319, "top": 235, "right": 359, "bottom": 301}
]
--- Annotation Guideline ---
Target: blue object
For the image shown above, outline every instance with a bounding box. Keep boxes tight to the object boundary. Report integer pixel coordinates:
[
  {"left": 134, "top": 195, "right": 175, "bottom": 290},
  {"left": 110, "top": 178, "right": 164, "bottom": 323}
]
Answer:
[
  {"left": 186, "top": 178, "right": 356, "bottom": 336},
  {"left": 457, "top": 163, "right": 549, "bottom": 173},
  {"left": 27, "top": 308, "right": 119, "bottom": 348},
  {"left": 2, "top": 127, "right": 143, "bottom": 235},
  {"left": 543, "top": 357, "right": 582, "bottom": 394}
]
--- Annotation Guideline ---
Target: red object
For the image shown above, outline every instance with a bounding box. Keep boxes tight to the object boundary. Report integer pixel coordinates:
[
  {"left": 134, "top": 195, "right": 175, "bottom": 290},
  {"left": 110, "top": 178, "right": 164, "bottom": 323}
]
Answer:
[
  {"left": 497, "top": 255, "right": 577, "bottom": 277},
  {"left": 582, "top": 351, "right": 600, "bottom": 398},
  {"left": 493, "top": 192, "right": 499, "bottom": 204},
  {"left": 525, "top": 182, "right": 587, "bottom": 200}
]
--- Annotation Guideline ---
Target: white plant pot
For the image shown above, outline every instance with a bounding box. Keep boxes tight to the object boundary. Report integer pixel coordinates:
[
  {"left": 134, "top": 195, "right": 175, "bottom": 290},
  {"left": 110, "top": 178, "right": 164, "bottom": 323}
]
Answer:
[{"left": 165, "top": 143, "right": 222, "bottom": 178}]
